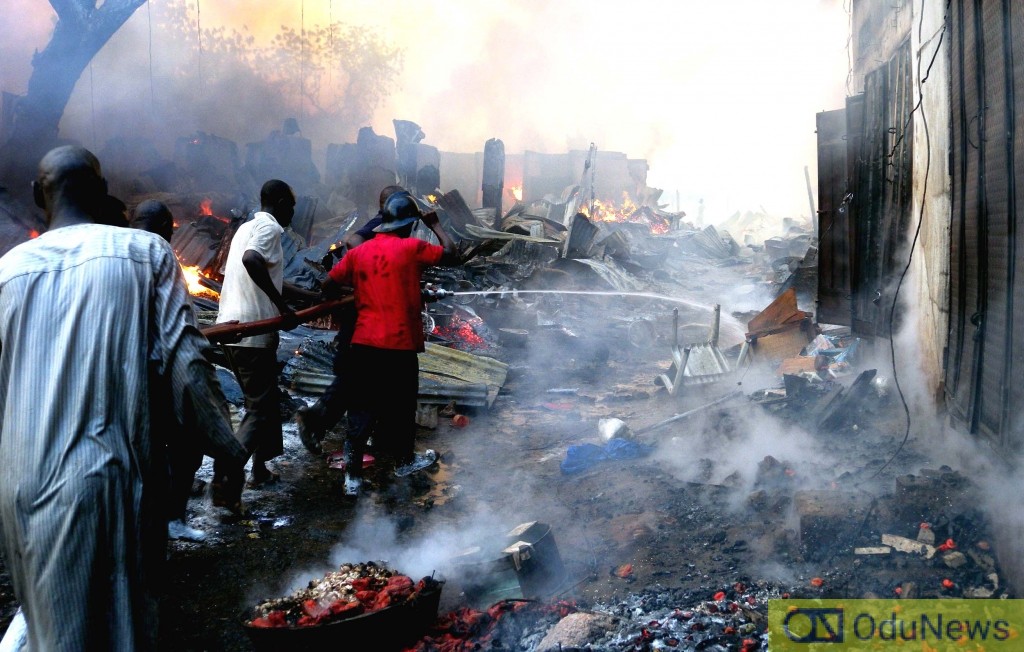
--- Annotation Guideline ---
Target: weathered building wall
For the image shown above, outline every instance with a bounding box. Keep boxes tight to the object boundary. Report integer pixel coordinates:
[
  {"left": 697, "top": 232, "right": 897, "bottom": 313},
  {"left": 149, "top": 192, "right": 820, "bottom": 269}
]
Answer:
[
  {"left": 908, "top": 0, "right": 952, "bottom": 404},
  {"left": 848, "top": 0, "right": 948, "bottom": 399},
  {"left": 852, "top": 0, "right": 915, "bottom": 91}
]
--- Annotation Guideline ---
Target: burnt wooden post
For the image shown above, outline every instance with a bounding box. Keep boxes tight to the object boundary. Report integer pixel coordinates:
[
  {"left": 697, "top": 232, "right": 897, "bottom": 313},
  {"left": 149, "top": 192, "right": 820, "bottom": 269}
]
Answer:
[
  {"left": 394, "top": 119, "right": 425, "bottom": 190},
  {"left": 482, "top": 138, "right": 505, "bottom": 229},
  {"left": 414, "top": 144, "right": 440, "bottom": 196},
  {"left": 355, "top": 127, "right": 397, "bottom": 220}
]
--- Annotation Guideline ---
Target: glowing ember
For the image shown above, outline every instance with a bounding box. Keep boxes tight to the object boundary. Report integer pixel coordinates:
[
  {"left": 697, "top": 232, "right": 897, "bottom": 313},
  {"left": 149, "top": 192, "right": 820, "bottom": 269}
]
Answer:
[
  {"left": 432, "top": 314, "right": 487, "bottom": 351},
  {"left": 28, "top": 229, "right": 39, "bottom": 239},
  {"left": 179, "top": 263, "right": 219, "bottom": 300}
]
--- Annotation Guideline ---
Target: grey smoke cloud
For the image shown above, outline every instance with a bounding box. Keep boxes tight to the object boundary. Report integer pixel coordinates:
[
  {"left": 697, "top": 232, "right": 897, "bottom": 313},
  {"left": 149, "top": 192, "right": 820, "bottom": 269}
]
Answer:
[{"left": 4, "top": 0, "right": 849, "bottom": 220}]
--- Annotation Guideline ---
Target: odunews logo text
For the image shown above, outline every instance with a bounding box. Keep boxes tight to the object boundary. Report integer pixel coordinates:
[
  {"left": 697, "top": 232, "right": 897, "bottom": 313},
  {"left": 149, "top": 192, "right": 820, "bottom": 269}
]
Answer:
[{"left": 768, "top": 599, "right": 1020, "bottom": 650}]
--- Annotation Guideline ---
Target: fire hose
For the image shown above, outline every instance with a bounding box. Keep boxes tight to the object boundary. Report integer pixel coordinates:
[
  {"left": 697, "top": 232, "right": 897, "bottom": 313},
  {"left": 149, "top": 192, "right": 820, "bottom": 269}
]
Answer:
[{"left": 200, "top": 297, "right": 354, "bottom": 345}]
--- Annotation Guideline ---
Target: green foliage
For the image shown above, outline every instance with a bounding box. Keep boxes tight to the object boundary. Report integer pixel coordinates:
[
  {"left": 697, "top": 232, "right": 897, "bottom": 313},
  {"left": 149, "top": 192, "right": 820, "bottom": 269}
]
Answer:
[
  {"left": 145, "top": 0, "right": 403, "bottom": 139},
  {"left": 261, "top": 22, "right": 403, "bottom": 127}
]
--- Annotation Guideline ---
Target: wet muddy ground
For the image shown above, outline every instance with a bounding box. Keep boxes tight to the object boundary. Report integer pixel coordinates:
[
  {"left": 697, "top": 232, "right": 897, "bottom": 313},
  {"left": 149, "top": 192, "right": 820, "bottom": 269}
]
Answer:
[{"left": 0, "top": 263, "right": 1007, "bottom": 650}]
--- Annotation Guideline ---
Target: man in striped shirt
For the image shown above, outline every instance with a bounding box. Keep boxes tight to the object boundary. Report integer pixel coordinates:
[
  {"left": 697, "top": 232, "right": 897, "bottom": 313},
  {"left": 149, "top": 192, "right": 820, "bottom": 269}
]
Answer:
[{"left": 0, "top": 146, "right": 248, "bottom": 650}]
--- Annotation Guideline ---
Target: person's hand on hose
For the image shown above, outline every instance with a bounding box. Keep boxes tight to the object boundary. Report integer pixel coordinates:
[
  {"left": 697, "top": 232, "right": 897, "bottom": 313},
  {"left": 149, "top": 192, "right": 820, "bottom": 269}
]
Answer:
[
  {"left": 420, "top": 210, "right": 440, "bottom": 228},
  {"left": 277, "top": 302, "right": 300, "bottom": 331},
  {"left": 320, "top": 244, "right": 345, "bottom": 270}
]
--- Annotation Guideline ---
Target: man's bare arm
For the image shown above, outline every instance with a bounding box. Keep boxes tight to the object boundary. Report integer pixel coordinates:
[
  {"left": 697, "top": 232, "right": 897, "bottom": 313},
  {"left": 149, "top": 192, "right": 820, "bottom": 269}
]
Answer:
[
  {"left": 420, "top": 211, "right": 461, "bottom": 266},
  {"left": 242, "top": 250, "right": 289, "bottom": 313}
]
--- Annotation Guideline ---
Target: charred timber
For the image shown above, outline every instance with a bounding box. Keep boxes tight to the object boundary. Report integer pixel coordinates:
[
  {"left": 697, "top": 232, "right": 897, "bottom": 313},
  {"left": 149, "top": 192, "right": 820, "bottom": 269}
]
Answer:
[{"left": 482, "top": 138, "right": 505, "bottom": 229}]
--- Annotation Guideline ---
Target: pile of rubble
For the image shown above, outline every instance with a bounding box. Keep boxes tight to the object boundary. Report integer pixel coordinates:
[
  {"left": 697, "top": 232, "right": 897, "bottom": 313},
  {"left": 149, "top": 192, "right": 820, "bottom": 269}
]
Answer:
[
  {"left": 408, "top": 584, "right": 778, "bottom": 651},
  {"left": 128, "top": 165, "right": 1006, "bottom": 651}
]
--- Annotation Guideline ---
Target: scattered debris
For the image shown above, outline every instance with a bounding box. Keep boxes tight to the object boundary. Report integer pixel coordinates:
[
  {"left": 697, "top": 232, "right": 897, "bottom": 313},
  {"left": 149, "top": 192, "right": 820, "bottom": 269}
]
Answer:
[{"left": 880, "top": 534, "right": 936, "bottom": 558}]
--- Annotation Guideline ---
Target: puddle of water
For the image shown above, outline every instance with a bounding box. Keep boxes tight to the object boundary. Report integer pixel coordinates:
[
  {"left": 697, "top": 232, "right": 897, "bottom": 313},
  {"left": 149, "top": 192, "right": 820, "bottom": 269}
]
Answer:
[{"left": 417, "top": 462, "right": 459, "bottom": 507}]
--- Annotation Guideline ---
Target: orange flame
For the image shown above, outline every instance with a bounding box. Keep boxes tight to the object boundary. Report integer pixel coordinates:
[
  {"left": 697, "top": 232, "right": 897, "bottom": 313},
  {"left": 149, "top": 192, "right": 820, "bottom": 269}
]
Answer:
[
  {"left": 179, "top": 264, "right": 219, "bottom": 300},
  {"left": 199, "top": 198, "right": 214, "bottom": 216},
  {"left": 508, "top": 185, "right": 523, "bottom": 202},
  {"left": 578, "top": 192, "right": 670, "bottom": 234},
  {"left": 580, "top": 192, "right": 639, "bottom": 224}
]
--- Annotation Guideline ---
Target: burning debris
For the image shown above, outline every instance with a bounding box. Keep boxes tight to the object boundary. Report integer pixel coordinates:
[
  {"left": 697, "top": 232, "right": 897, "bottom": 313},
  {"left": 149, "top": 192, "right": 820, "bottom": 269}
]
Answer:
[
  {"left": 247, "top": 562, "right": 440, "bottom": 630},
  {"left": 0, "top": 101, "right": 1003, "bottom": 652},
  {"left": 430, "top": 308, "right": 494, "bottom": 353},
  {"left": 178, "top": 264, "right": 220, "bottom": 301},
  {"left": 406, "top": 586, "right": 772, "bottom": 651},
  {"left": 161, "top": 180, "right": 1014, "bottom": 652},
  {"left": 242, "top": 570, "right": 443, "bottom": 651},
  {"left": 407, "top": 600, "right": 575, "bottom": 652}
]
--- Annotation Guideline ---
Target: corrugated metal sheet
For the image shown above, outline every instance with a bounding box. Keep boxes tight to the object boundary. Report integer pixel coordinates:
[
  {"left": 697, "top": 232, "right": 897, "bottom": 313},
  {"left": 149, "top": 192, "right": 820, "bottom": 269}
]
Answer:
[
  {"left": 945, "top": 0, "right": 1024, "bottom": 450},
  {"left": 816, "top": 108, "right": 851, "bottom": 325},
  {"left": 847, "top": 39, "right": 914, "bottom": 337}
]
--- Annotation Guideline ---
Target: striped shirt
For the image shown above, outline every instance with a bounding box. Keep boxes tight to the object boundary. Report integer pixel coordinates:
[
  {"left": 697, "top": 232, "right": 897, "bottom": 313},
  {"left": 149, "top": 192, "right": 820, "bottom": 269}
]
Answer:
[{"left": 0, "top": 223, "right": 246, "bottom": 651}]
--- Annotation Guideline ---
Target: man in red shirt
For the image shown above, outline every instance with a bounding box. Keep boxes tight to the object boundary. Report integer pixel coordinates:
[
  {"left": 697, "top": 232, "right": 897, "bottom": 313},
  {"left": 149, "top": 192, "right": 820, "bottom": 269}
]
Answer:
[
  {"left": 320, "top": 190, "right": 459, "bottom": 496},
  {"left": 295, "top": 184, "right": 405, "bottom": 454}
]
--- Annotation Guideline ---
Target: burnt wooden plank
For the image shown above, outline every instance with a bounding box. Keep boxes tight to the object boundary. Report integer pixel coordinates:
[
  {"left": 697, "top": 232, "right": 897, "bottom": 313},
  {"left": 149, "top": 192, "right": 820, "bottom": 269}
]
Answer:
[
  {"left": 1007, "top": 0, "right": 1024, "bottom": 450},
  {"left": 946, "top": 0, "right": 971, "bottom": 421},
  {"left": 482, "top": 138, "right": 505, "bottom": 229},
  {"left": 978, "top": 0, "right": 1010, "bottom": 438},
  {"left": 816, "top": 108, "right": 851, "bottom": 325}
]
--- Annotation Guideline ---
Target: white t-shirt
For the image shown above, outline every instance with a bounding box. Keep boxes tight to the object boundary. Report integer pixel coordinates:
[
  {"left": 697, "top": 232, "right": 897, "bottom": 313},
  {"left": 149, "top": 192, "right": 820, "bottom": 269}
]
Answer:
[{"left": 216, "top": 212, "right": 284, "bottom": 348}]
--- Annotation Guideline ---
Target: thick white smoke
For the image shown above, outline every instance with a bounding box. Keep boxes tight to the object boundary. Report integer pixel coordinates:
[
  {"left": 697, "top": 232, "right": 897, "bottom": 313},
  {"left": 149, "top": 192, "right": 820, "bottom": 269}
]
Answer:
[{"left": 3, "top": 0, "right": 849, "bottom": 220}]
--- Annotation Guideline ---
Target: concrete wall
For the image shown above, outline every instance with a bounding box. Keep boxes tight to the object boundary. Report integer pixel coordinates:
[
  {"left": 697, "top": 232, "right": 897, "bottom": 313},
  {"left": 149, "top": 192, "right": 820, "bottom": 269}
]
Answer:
[
  {"left": 851, "top": 0, "right": 915, "bottom": 91},
  {"left": 851, "top": 0, "right": 950, "bottom": 402},
  {"left": 906, "top": 0, "right": 952, "bottom": 404}
]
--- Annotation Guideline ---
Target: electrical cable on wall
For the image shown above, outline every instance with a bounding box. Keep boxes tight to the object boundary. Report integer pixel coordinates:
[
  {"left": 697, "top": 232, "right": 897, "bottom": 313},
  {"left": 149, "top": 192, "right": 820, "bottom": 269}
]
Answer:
[
  {"left": 328, "top": 0, "right": 333, "bottom": 90},
  {"left": 844, "top": 0, "right": 854, "bottom": 95},
  {"left": 197, "top": 0, "right": 203, "bottom": 92},
  {"left": 89, "top": 64, "right": 97, "bottom": 149},
  {"left": 148, "top": 1, "right": 154, "bottom": 109},
  {"left": 300, "top": 0, "right": 305, "bottom": 119},
  {"left": 870, "top": 0, "right": 951, "bottom": 480}
]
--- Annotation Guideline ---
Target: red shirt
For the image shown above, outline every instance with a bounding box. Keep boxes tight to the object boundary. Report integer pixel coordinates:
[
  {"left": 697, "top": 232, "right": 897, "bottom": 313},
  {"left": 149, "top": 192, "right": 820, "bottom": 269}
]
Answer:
[{"left": 329, "top": 233, "right": 444, "bottom": 351}]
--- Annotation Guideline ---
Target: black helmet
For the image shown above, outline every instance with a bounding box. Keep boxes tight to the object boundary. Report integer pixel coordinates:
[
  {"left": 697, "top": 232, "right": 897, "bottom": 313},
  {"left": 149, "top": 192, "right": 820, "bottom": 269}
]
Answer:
[{"left": 375, "top": 191, "right": 421, "bottom": 233}]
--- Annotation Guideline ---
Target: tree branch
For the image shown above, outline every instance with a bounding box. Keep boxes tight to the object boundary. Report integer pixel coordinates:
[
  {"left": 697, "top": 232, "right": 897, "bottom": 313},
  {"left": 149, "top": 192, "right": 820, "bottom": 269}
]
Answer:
[
  {"left": 95, "top": 0, "right": 148, "bottom": 28},
  {"left": 48, "top": 0, "right": 90, "bottom": 24}
]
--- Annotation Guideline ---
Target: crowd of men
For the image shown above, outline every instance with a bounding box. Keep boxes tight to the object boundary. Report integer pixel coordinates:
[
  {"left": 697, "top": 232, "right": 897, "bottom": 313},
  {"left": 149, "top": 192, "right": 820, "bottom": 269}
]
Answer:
[{"left": 0, "top": 145, "right": 459, "bottom": 650}]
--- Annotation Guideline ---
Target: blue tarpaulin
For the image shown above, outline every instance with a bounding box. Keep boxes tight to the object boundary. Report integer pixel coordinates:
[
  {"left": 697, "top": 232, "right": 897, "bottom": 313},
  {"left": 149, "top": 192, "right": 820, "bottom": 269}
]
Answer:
[{"left": 560, "top": 439, "right": 654, "bottom": 475}]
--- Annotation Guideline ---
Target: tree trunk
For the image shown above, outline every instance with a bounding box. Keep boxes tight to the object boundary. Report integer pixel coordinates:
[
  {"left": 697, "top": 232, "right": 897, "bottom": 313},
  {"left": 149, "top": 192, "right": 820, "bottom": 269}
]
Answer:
[{"left": 0, "top": 0, "right": 147, "bottom": 200}]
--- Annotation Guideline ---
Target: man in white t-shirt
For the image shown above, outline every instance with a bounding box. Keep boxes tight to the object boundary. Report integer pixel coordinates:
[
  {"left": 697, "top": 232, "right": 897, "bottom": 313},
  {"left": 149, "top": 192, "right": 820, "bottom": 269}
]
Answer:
[{"left": 213, "top": 179, "right": 306, "bottom": 500}]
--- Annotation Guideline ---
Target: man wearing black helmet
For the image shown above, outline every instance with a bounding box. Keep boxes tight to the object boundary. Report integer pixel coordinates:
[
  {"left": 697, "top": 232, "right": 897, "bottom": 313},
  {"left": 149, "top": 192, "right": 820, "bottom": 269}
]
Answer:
[
  {"left": 320, "top": 190, "right": 459, "bottom": 496},
  {"left": 296, "top": 184, "right": 406, "bottom": 454}
]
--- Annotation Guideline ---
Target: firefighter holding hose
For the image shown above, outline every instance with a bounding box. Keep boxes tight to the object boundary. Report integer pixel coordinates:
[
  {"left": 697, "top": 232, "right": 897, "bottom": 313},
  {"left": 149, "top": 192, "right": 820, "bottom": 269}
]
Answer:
[{"left": 319, "top": 190, "right": 462, "bottom": 496}]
